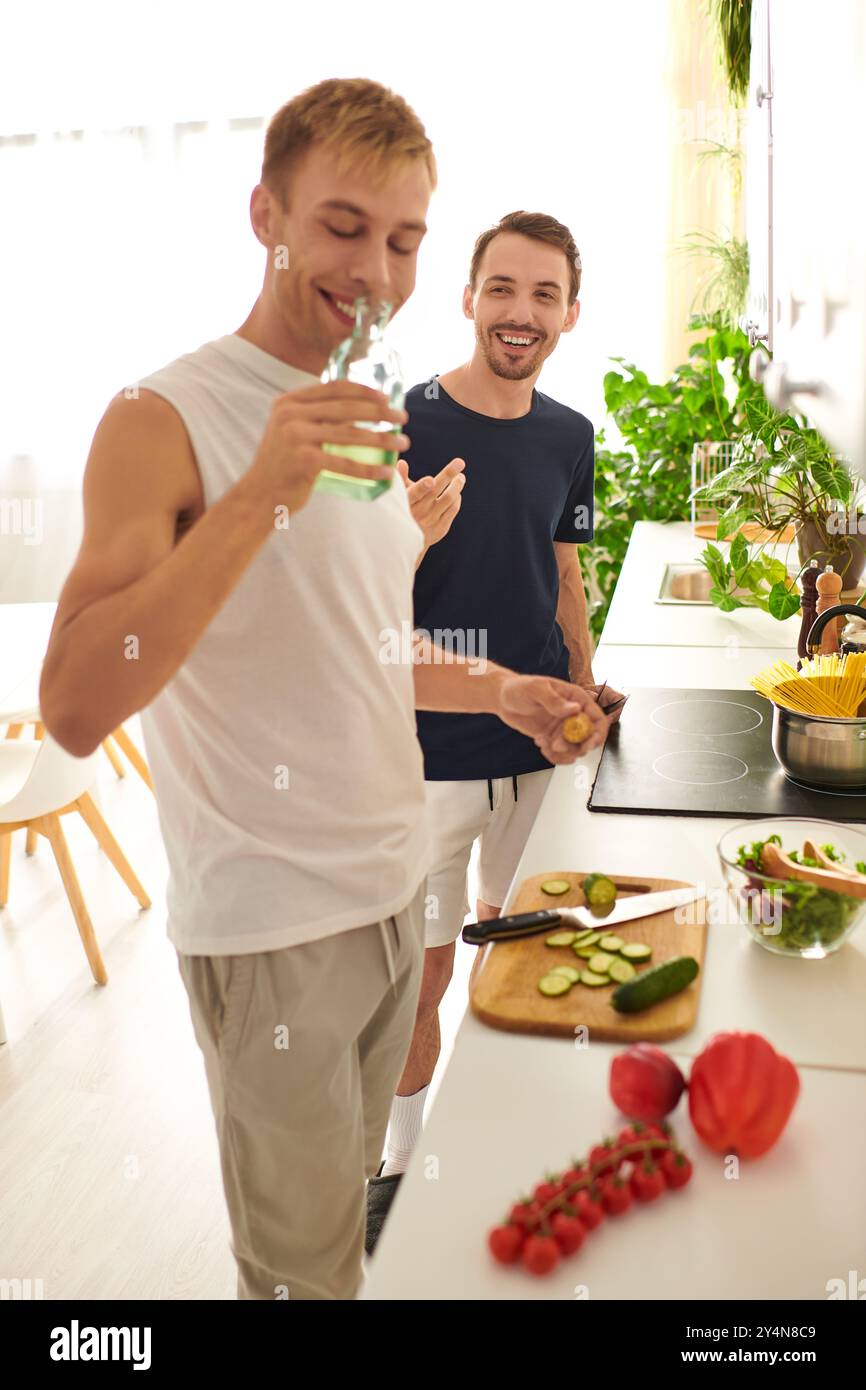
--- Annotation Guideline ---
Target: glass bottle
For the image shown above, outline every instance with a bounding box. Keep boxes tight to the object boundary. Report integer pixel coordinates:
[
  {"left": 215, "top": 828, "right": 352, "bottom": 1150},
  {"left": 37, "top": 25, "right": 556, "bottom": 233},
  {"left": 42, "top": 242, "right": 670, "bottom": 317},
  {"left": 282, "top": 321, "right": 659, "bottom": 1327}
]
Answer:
[{"left": 316, "top": 297, "right": 405, "bottom": 501}]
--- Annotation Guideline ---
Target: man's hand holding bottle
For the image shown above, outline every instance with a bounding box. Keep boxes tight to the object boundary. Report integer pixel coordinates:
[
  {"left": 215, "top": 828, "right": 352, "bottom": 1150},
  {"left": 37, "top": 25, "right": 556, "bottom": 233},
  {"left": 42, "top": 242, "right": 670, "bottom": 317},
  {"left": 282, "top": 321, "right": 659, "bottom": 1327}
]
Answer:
[{"left": 244, "top": 384, "right": 407, "bottom": 516}]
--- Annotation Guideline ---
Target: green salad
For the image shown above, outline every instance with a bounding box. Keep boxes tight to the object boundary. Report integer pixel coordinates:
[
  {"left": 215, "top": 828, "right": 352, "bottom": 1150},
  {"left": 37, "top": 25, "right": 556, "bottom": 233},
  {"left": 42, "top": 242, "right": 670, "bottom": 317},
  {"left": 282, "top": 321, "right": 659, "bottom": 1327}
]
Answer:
[{"left": 734, "top": 835, "right": 866, "bottom": 952}]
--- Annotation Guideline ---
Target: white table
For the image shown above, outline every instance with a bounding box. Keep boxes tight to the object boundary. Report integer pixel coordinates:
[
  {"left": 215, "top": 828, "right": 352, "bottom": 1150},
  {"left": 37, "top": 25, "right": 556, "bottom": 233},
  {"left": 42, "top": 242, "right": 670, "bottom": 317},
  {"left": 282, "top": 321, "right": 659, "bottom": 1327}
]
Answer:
[{"left": 365, "top": 526, "right": 866, "bottom": 1300}]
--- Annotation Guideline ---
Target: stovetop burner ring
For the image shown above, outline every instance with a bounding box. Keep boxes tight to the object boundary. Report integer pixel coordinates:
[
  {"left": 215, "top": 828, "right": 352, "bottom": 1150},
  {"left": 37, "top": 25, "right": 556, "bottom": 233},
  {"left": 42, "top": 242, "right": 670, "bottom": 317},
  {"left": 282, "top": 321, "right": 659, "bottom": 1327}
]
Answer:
[
  {"left": 649, "top": 698, "right": 764, "bottom": 737},
  {"left": 783, "top": 772, "right": 866, "bottom": 798},
  {"left": 651, "top": 748, "right": 750, "bottom": 786}
]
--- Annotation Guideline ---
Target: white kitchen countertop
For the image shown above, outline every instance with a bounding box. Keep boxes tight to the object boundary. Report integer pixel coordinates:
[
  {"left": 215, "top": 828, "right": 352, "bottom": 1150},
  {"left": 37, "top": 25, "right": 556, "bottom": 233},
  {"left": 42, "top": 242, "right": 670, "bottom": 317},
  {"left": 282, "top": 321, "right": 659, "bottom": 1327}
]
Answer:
[
  {"left": 365, "top": 1046, "right": 866, "bottom": 1301},
  {"left": 549, "top": 640, "right": 866, "bottom": 1072},
  {"left": 488, "top": 742, "right": 866, "bottom": 1073},
  {"left": 601, "top": 521, "right": 803, "bottom": 649},
  {"left": 365, "top": 522, "right": 866, "bottom": 1301}
]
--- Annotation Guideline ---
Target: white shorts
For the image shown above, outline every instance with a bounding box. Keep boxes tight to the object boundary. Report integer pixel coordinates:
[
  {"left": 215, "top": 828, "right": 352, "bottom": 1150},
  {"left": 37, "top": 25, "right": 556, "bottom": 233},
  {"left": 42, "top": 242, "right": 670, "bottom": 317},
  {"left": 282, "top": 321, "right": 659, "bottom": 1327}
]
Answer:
[{"left": 423, "top": 769, "right": 553, "bottom": 948}]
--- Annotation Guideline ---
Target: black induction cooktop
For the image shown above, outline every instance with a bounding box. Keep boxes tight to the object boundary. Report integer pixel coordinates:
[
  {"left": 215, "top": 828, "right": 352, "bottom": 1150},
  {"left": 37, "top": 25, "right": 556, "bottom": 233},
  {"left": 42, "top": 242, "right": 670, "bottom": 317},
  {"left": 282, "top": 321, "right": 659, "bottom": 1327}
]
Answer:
[{"left": 588, "top": 688, "right": 866, "bottom": 821}]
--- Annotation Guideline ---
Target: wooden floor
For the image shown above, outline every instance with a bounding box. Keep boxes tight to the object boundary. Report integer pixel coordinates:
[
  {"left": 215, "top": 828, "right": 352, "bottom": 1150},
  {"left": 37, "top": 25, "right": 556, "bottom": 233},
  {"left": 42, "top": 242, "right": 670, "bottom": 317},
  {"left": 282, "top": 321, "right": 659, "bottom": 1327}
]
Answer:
[{"left": 0, "top": 716, "right": 473, "bottom": 1300}]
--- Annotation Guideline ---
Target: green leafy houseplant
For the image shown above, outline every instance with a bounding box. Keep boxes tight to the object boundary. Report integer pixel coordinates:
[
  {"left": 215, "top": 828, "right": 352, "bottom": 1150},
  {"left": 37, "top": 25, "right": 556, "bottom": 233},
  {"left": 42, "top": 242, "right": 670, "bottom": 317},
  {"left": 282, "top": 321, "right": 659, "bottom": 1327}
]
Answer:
[
  {"left": 693, "top": 391, "right": 866, "bottom": 617},
  {"left": 679, "top": 230, "right": 750, "bottom": 332},
  {"left": 582, "top": 315, "right": 756, "bottom": 639},
  {"left": 708, "top": 0, "right": 752, "bottom": 105}
]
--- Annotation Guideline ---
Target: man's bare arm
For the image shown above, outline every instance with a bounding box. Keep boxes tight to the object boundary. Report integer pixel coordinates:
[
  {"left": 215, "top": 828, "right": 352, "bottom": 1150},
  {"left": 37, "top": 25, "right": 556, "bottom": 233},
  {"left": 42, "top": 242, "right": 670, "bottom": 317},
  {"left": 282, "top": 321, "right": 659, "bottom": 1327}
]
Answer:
[
  {"left": 554, "top": 541, "right": 595, "bottom": 683},
  {"left": 412, "top": 636, "right": 607, "bottom": 764},
  {"left": 41, "top": 382, "right": 408, "bottom": 756},
  {"left": 39, "top": 390, "right": 278, "bottom": 755}
]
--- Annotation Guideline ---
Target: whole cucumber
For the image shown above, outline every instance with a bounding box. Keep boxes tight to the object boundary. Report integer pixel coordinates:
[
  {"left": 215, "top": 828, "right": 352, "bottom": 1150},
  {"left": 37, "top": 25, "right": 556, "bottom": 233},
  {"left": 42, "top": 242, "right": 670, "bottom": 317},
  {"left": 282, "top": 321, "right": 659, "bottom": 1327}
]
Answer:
[{"left": 611, "top": 955, "right": 699, "bottom": 1014}]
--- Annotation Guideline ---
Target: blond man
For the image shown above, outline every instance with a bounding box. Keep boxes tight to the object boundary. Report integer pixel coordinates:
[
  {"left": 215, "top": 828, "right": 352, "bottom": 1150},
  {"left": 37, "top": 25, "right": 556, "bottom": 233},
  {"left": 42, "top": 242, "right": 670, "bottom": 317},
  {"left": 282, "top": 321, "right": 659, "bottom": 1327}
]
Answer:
[{"left": 40, "top": 80, "right": 607, "bottom": 1300}]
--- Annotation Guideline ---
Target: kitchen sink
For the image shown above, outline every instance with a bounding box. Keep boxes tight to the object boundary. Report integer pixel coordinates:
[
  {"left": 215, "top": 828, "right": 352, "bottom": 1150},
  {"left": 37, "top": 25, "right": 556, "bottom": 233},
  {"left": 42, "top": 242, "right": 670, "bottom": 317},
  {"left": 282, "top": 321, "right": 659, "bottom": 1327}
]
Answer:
[{"left": 656, "top": 562, "right": 745, "bottom": 605}]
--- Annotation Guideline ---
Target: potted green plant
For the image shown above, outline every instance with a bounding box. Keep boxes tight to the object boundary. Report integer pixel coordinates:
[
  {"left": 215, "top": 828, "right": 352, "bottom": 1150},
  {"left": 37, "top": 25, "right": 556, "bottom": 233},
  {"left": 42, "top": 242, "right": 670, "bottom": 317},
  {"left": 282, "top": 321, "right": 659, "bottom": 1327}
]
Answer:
[
  {"left": 582, "top": 315, "right": 758, "bottom": 639},
  {"left": 692, "top": 393, "right": 866, "bottom": 618}
]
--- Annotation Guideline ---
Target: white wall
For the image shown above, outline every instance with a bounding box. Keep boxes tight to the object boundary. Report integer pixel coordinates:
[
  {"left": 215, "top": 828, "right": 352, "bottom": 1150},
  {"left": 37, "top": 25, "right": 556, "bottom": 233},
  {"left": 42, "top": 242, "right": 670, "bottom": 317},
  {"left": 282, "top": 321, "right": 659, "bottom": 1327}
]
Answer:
[{"left": 1, "top": 0, "right": 673, "bottom": 521}]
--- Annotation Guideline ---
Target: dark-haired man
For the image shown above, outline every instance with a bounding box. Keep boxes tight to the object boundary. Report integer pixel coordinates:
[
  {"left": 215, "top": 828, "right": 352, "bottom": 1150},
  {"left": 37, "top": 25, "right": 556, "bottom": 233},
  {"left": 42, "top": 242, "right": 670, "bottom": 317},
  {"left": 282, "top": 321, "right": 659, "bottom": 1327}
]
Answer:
[
  {"left": 40, "top": 88, "right": 607, "bottom": 1300},
  {"left": 369, "top": 213, "right": 622, "bottom": 1249}
]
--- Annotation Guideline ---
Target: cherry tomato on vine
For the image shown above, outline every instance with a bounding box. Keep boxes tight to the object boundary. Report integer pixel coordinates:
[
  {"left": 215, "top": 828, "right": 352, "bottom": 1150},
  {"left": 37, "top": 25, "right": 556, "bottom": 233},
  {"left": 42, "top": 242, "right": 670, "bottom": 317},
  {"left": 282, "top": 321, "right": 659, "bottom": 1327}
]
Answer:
[
  {"left": 661, "top": 1149, "right": 693, "bottom": 1189},
  {"left": 631, "top": 1159, "right": 666, "bottom": 1202},
  {"left": 551, "top": 1212, "right": 587, "bottom": 1255},
  {"left": 522, "top": 1235, "right": 561, "bottom": 1275},
  {"left": 601, "top": 1173, "right": 634, "bottom": 1215},
  {"left": 488, "top": 1224, "right": 525, "bottom": 1264}
]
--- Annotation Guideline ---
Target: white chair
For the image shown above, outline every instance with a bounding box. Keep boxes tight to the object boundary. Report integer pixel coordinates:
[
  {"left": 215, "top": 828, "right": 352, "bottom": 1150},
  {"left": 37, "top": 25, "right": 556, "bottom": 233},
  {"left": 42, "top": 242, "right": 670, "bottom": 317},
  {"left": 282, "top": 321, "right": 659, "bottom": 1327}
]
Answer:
[
  {"left": 2, "top": 663, "right": 154, "bottom": 795},
  {"left": 0, "top": 732, "right": 151, "bottom": 985}
]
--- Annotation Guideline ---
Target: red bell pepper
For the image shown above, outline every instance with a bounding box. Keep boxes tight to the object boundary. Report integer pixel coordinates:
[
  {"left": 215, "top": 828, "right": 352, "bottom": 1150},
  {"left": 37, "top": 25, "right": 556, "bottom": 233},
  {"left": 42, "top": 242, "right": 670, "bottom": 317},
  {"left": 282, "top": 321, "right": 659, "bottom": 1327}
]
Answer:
[{"left": 688, "top": 1031, "right": 799, "bottom": 1159}]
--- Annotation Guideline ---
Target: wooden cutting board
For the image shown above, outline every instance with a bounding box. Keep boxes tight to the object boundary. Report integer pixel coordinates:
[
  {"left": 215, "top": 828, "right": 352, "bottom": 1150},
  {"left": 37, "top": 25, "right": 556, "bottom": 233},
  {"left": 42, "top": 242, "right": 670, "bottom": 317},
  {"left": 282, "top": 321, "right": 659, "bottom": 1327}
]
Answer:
[{"left": 469, "top": 871, "right": 708, "bottom": 1042}]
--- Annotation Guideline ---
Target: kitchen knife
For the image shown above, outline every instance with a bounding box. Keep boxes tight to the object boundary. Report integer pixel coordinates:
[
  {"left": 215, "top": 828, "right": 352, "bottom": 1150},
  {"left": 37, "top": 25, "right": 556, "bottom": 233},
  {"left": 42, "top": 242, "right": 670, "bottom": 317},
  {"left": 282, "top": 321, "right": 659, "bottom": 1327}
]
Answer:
[
  {"left": 461, "top": 885, "right": 703, "bottom": 945},
  {"left": 567, "top": 884, "right": 704, "bottom": 929},
  {"left": 601, "top": 692, "right": 629, "bottom": 716},
  {"left": 462, "top": 910, "right": 562, "bottom": 945}
]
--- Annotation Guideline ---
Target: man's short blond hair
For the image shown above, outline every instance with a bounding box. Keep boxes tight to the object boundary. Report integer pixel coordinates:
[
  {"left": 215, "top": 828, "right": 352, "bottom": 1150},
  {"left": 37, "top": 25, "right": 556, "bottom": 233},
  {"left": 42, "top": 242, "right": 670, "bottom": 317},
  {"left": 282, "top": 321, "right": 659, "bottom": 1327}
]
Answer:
[{"left": 262, "top": 78, "right": 437, "bottom": 207}]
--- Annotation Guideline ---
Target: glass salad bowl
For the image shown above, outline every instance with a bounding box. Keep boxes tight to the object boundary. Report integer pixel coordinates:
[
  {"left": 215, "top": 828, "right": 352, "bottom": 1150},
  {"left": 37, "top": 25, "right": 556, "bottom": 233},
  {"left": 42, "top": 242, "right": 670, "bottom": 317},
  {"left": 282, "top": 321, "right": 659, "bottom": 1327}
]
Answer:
[{"left": 717, "top": 817, "right": 866, "bottom": 958}]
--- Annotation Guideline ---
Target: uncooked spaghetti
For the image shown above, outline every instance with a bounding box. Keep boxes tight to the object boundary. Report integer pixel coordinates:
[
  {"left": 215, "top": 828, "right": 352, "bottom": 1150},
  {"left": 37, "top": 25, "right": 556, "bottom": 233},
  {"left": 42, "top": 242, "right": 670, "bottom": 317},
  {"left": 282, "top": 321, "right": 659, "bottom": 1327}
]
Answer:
[{"left": 750, "top": 653, "right": 866, "bottom": 718}]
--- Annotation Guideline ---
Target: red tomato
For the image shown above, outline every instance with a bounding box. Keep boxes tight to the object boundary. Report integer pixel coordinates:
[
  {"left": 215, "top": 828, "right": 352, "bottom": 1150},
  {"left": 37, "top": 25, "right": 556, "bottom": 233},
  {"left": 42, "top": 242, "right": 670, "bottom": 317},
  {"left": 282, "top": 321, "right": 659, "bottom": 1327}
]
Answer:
[
  {"left": 688, "top": 1032, "right": 799, "bottom": 1159},
  {"left": 560, "top": 1166, "right": 587, "bottom": 1188},
  {"left": 631, "top": 1159, "right": 665, "bottom": 1202},
  {"left": 610, "top": 1045, "right": 686, "bottom": 1124},
  {"left": 575, "top": 1189, "right": 606, "bottom": 1229},
  {"left": 488, "top": 1224, "right": 525, "bottom": 1264},
  {"left": 601, "top": 1174, "right": 633, "bottom": 1215},
  {"left": 551, "top": 1212, "right": 587, "bottom": 1255},
  {"left": 509, "top": 1201, "right": 540, "bottom": 1229},
  {"left": 642, "top": 1123, "right": 671, "bottom": 1158},
  {"left": 617, "top": 1123, "right": 647, "bottom": 1148},
  {"left": 589, "top": 1140, "right": 620, "bottom": 1174},
  {"left": 661, "top": 1149, "right": 693, "bottom": 1189},
  {"left": 534, "top": 1180, "right": 560, "bottom": 1204},
  {"left": 522, "top": 1235, "right": 561, "bottom": 1275}
]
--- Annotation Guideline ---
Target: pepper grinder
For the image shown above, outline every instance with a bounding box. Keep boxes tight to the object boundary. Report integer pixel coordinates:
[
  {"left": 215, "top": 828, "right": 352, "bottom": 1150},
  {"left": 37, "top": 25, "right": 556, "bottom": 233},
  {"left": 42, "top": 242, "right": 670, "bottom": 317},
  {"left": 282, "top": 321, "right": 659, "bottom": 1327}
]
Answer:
[
  {"left": 815, "top": 565, "right": 843, "bottom": 653},
  {"left": 797, "top": 559, "right": 819, "bottom": 664}
]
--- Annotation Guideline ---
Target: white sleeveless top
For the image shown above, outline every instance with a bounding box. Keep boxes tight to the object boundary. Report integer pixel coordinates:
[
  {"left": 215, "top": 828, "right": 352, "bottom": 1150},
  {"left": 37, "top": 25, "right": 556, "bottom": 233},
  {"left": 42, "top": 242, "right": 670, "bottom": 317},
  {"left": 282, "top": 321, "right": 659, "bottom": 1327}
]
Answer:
[{"left": 136, "top": 333, "right": 429, "bottom": 955}]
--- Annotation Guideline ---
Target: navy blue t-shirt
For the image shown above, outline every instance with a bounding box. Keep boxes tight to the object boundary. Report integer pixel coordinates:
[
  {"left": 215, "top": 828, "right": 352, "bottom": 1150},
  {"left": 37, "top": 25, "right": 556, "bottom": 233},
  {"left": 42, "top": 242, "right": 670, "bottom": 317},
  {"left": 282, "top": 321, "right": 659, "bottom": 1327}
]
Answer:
[{"left": 405, "top": 377, "right": 595, "bottom": 781}]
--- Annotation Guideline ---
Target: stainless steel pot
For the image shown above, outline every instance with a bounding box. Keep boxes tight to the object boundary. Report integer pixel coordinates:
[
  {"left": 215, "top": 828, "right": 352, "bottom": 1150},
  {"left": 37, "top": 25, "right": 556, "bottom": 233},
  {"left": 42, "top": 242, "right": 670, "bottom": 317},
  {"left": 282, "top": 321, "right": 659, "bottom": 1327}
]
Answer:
[{"left": 772, "top": 705, "right": 866, "bottom": 790}]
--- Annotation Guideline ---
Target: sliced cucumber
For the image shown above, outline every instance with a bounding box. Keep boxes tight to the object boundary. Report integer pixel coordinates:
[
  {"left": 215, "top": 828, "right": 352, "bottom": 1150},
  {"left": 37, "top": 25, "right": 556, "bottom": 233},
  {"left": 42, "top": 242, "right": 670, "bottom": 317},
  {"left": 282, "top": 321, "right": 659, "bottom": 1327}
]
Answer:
[
  {"left": 587, "top": 951, "right": 616, "bottom": 975},
  {"left": 550, "top": 965, "right": 581, "bottom": 983},
  {"left": 538, "top": 973, "right": 573, "bottom": 997},
  {"left": 579, "top": 969, "right": 610, "bottom": 987},
  {"left": 574, "top": 943, "right": 600, "bottom": 959},
  {"left": 620, "top": 942, "right": 652, "bottom": 962},
  {"left": 611, "top": 955, "right": 699, "bottom": 1014},
  {"left": 545, "top": 930, "right": 577, "bottom": 947},
  {"left": 588, "top": 902, "right": 615, "bottom": 919},
  {"left": 582, "top": 873, "right": 617, "bottom": 907},
  {"left": 599, "top": 934, "right": 624, "bottom": 953},
  {"left": 575, "top": 931, "right": 603, "bottom": 948},
  {"left": 608, "top": 957, "right": 637, "bottom": 984},
  {"left": 541, "top": 879, "right": 571, "bottom": 896}
]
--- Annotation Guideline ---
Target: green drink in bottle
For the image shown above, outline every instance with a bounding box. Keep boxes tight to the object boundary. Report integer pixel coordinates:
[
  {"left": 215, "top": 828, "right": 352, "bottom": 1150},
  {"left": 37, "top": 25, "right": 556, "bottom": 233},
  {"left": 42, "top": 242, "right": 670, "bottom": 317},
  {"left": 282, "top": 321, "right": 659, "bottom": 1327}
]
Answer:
[{"left": 316, "top": 296, "right": 405, "bottom": 501}]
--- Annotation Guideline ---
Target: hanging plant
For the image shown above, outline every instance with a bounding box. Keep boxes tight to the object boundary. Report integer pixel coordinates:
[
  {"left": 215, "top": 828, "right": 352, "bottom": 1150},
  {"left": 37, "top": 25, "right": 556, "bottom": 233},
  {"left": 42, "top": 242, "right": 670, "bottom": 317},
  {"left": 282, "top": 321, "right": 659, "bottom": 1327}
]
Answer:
[{"left": 708, "top": 0, "right": 753, "bottom": 105}]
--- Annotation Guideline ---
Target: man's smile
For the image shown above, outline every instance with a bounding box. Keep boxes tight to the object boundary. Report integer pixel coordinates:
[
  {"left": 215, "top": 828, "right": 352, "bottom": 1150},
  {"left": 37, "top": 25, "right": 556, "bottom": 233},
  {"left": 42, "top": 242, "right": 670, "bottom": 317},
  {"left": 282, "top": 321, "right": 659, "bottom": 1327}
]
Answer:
[
  {"left": 492, "top": 328, "right": 542, "bottom": 355},
  {"left": 318, "top": 288, "right": 359, "bottom": 327}
]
